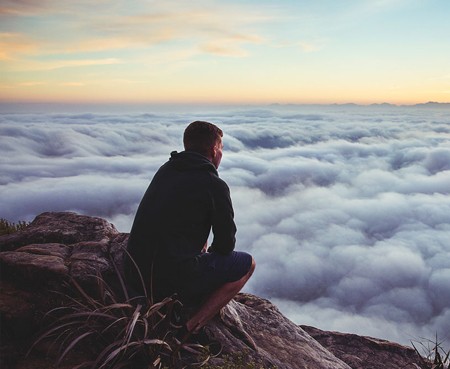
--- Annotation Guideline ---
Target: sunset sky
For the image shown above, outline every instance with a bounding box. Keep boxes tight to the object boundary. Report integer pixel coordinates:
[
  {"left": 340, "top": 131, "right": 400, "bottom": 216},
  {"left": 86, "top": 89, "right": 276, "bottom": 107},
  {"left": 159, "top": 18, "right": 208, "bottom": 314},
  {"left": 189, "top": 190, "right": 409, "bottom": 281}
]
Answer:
[{"left": 1, "top": 0, "right": 449, "bottom": 105}]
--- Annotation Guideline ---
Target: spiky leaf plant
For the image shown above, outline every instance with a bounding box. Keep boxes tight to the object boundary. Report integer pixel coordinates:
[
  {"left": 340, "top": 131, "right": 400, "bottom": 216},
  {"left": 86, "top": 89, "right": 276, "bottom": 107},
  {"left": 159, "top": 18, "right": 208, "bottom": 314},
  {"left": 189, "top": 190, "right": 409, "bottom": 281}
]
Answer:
[
  {"left": 411, "top": 335, "right": 450, "bottom": 369},
  {"left": 28, "top": 253, "right": 212, "bottom": 368}
]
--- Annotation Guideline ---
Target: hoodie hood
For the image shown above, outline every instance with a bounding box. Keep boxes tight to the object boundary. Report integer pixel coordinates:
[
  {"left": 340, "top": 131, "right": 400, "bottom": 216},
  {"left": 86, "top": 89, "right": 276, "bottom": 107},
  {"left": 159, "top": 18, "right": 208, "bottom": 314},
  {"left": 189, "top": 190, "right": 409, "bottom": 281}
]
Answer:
[{"left": 168, "top": 150, "right": 218, "bottom": 174}]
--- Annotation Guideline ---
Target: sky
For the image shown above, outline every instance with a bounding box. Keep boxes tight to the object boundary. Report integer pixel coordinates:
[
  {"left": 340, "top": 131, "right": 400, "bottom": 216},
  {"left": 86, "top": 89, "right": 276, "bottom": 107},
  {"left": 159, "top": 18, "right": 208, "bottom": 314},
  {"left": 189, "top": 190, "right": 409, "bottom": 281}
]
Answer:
[
  {"left": 1, "top": 0, "right": 450, "bottom": 352},
  {"left": 1, "top": 0, "right": 450, "bottom": 105},
  {"left": 1, "top": 105, "right": 449, "bottom": 347}
]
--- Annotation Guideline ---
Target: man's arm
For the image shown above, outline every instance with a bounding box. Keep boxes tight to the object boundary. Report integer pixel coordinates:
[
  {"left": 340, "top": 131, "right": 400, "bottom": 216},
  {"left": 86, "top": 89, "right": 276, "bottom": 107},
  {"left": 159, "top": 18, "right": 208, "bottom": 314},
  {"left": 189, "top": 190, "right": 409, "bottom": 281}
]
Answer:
[{"left": 208, "top": 179, "right": 236, "bottom": 255}]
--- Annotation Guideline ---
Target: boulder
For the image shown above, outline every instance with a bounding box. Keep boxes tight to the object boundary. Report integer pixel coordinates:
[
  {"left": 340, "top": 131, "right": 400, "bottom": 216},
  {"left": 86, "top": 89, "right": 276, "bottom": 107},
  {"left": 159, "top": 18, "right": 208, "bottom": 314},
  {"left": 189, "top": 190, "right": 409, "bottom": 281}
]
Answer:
[
  {"left": 206, "top": 295, "right": 351, "bottom": 369},
  {"left": 0, "top": 212, "right": 426, "bottom": 369},
  {"left": 301, "top": 325, "right": 423, "bottom": 369},
  {"left": 0, "top": 212, "right": 119, "bottom": 252}
]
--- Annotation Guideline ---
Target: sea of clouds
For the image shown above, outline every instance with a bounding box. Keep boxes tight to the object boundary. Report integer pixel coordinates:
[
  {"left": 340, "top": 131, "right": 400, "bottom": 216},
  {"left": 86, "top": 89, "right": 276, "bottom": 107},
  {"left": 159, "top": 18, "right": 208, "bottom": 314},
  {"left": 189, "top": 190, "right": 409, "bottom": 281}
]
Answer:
[{"left": 1, "top": 103, "right": 449, "bottom": 347}]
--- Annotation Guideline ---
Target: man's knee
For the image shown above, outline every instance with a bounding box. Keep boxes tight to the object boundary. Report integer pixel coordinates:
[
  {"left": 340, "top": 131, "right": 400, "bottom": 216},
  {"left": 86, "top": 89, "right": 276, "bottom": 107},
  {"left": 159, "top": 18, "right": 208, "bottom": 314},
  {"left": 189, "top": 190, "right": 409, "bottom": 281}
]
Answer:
[
  {"left": 242, "top": 256, "right": 256, "bottom": 282},
  {"left": 248, "top": 256, "right": 256, "bottom": 276}
]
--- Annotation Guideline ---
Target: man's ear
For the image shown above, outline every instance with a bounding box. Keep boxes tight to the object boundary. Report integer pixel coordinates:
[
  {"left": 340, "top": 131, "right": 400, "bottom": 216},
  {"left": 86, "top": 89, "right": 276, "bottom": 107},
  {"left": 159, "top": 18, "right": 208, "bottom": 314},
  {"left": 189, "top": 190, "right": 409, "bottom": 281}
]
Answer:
[{"left": 210, "top": 145, "right": 217, "bottom": 159}]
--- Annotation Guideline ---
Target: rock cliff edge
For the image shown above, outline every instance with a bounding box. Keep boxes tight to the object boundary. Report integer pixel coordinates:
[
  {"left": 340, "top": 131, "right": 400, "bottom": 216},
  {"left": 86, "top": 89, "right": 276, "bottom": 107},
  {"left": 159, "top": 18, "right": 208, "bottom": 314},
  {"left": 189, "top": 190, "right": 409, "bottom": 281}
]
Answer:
[{"left": 0, "top": 212, "right": 423, "bottom": 368}]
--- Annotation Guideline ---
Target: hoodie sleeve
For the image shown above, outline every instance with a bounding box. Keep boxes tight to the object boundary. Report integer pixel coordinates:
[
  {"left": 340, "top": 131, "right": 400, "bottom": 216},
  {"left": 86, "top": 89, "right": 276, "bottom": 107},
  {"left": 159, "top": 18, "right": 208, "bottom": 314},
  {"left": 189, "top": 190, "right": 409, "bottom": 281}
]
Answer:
[{"left": 208, "top": 178, "right": 236, "bottom": 255}]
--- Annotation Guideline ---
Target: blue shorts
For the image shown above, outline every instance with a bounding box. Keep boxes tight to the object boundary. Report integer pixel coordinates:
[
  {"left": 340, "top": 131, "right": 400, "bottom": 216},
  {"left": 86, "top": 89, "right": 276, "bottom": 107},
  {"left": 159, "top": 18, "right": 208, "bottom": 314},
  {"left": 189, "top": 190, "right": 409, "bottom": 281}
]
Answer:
[{"left": 180, "top": 251, "right": 253, "bottom": 304}]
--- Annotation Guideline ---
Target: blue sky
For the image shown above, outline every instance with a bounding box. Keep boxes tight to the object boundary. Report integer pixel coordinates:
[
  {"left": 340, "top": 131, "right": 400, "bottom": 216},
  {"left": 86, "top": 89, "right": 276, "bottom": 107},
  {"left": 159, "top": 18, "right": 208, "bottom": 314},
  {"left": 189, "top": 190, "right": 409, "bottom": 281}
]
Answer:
[{"left": 1, "top": 0, "right": 449, "bottom": 104}]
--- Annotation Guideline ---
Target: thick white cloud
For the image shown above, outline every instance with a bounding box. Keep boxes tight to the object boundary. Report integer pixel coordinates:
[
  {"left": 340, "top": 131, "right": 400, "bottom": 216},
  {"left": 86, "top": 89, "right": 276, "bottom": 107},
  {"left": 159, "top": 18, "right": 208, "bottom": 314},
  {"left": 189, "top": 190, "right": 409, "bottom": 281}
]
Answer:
[{"left": 1, "top": 104, "right": 449, "bottom": 346}]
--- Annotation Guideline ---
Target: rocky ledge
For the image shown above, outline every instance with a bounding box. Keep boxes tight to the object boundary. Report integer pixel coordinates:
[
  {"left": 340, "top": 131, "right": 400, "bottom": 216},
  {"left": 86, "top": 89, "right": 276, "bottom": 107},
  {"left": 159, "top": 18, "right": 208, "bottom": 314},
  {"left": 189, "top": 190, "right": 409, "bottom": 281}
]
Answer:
[{"left": 0, "top": 212, "right": 424, "bottom": 368}]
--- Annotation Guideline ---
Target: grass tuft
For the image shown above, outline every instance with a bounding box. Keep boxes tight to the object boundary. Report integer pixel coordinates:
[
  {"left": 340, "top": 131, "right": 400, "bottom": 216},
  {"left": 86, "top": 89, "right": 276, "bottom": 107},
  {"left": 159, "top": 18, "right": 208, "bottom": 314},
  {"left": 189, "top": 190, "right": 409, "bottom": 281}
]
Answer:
[
  {"left": 28, "top": 252, "right": 213, "bottom": 368},
  {"left": 0, "top": 218, "right": 29, "bottom": 236},
  {"left": 202, "top": 352, "right": 277, "bottom": 369},
  {"left": 411, "top": 334, "right": 450, "bottom": 369}
]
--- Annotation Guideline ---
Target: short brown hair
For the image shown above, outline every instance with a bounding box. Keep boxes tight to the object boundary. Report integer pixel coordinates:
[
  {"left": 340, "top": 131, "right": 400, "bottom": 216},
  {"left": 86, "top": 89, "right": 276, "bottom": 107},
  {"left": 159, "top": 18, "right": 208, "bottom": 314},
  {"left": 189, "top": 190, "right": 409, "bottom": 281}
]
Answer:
[{"left": 183, "top": 121, "right": 223, "bottom": 157}]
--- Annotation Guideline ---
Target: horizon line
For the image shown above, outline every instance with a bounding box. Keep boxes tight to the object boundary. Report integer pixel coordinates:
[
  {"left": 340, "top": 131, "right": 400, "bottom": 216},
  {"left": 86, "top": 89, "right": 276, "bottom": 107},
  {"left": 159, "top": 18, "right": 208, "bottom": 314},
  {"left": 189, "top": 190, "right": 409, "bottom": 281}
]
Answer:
[{"left": 1, "top": 100, "right": 449, "bottom": 108}]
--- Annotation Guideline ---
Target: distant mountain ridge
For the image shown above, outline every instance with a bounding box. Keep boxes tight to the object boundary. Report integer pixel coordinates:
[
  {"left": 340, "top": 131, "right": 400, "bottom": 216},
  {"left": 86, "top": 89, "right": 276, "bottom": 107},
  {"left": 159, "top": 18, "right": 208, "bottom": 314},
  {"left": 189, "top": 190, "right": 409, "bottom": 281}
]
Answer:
[
  {"left": 269, "top": 101, "right": 450, "bottom": 108},
  {"left": 1, "top": 101, "right": 449, "bottom": 114},
  {"left": 409, "top": 101, "right": 450, "bottom": 108}
]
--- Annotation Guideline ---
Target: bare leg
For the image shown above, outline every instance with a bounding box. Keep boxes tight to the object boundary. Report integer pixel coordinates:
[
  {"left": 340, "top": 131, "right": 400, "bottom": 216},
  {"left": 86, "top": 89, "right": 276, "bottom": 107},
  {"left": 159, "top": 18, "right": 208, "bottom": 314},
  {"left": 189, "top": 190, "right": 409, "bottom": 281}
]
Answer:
[{"left": 185, "top": 257, "right": 256, "bottom": 333}]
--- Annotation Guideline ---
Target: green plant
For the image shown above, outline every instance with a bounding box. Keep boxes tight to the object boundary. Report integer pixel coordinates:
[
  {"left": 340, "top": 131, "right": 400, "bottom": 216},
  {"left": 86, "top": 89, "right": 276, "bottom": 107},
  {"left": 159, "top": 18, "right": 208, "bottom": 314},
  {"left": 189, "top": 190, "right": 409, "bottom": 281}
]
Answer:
[
  {"left": 202, "top": 352, "right": 276, "bottom": 369},
  {"left": 0, "top": 218, "right": 29, "bottom": 236},
  {"left": 28, "top": 253, "right": 213, "bottom": 368},
  {"left": 411, "top": 335, "right": 450, "bottom": 369}
]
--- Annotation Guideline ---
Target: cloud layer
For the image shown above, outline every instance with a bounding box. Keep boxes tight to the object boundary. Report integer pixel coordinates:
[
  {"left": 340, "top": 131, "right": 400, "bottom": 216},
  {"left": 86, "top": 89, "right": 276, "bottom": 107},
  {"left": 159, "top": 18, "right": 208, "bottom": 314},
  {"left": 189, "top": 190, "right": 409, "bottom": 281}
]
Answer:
[{"left": 1, "top": 104, "right": 449, "bottom": 346}]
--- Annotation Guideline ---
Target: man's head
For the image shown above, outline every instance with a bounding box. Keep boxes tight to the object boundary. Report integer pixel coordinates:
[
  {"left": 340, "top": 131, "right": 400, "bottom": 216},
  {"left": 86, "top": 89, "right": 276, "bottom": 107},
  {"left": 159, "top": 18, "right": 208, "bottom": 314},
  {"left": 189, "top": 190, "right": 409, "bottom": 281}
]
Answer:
[{"left": 184, "top": 121, "right": 223, "bottom": 168}]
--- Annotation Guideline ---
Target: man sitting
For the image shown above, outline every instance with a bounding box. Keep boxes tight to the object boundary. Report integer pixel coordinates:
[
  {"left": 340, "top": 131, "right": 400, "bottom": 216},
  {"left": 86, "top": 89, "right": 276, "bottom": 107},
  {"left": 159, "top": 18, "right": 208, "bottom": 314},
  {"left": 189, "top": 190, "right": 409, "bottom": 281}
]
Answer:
[{"left": 125, "top": 120, "right": 255, "bottom": 336}]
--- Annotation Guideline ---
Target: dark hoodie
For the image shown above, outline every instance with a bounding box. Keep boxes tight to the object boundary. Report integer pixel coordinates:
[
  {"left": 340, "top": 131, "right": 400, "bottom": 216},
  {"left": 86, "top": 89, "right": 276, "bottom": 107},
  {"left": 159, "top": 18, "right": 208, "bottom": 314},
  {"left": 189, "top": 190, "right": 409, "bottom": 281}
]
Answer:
[{"left": 125, "top": 151, "right": 236, "bottom": 297}]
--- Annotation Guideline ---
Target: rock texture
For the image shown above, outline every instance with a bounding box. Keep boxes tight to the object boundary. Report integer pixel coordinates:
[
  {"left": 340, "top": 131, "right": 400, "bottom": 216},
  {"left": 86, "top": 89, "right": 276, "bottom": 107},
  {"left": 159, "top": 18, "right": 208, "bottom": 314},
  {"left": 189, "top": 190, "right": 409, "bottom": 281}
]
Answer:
[
  {"left": 0, "top": 212, "right": 119, "bottom": 252},
  {"left": 301, "top": 326, "right": 423, "bottom": 369},
  {"left": 206, "top": 295, "right": 351, "bottom": 369},
  {"left": 0, "top": 212, "right": 425, "bottom": 369}
]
